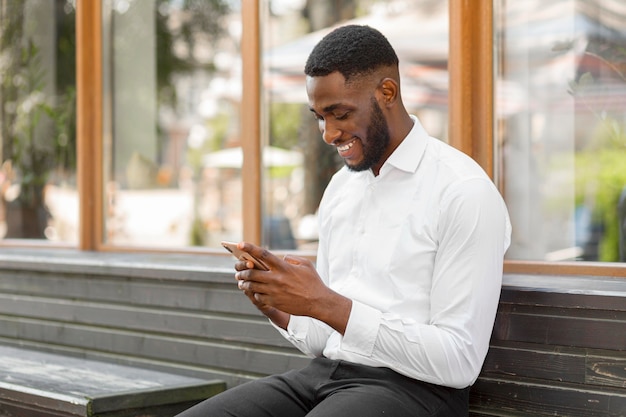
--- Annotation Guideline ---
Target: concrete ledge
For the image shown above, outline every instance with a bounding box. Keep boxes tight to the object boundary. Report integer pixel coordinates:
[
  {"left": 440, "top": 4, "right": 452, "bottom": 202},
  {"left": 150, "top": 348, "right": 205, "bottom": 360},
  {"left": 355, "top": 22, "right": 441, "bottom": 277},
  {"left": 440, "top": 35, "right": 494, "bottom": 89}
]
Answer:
[{"left": 0, "top": 247, "right": 236, "bottom": 281}]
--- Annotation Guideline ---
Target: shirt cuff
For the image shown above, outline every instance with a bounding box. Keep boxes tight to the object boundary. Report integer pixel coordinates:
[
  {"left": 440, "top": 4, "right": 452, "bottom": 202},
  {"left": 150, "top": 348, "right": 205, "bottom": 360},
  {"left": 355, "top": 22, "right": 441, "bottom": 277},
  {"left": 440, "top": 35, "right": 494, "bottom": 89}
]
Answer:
[
  {"left": 341, "top": 300, "right": 382, "bottom": 356},
  {"left": 270, "top": 314, "right": 309, "bottom": 341}
]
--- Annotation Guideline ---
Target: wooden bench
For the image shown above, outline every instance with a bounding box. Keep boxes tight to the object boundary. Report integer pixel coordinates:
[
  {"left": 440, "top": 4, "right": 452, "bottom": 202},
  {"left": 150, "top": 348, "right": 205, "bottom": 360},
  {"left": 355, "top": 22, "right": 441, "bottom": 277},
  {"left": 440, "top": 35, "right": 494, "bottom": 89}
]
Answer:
[
  {"left": 1, "top": 249, "right": 625, "bottom": 416},
  {"left": 0, "top": 345, "right": 225, "bottom": 417},
  {"left": 469, "top": 274, "right": 626, "bottom": 416}
]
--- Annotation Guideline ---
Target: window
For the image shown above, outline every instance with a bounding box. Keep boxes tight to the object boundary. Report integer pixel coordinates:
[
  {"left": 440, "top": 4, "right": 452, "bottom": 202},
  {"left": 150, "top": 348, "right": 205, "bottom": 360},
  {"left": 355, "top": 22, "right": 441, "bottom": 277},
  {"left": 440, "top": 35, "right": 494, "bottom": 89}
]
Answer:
[
  {"left": 102, "top": 0, "right": 242, "bottom": 248},
  {"left": 0, "top": 0, "right": 77, "bottom": 243},
  {"left": 1, "top": 0, "right": 623, "bottom": 276},
  {"left": 261, "top": 0, "right": 449, "bottom": 251},
  {"left": 495, "top": 0, "right": 626, "bottom": 263}
]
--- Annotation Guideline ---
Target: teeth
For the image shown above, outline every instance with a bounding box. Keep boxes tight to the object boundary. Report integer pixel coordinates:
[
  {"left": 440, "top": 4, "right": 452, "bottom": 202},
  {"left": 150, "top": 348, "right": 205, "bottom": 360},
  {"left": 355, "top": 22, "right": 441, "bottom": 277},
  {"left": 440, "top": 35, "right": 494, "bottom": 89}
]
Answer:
[{"left": 337, "top": 141, "right": 355, "bottom": 152}]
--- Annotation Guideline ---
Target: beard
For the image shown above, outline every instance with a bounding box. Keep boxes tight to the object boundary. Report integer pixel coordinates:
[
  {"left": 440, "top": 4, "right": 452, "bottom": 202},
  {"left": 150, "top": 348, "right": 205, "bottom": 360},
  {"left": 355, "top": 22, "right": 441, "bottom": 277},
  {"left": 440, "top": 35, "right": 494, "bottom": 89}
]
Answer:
[{"left": 346, "top": 98, "right": 391, "bottom": 172}]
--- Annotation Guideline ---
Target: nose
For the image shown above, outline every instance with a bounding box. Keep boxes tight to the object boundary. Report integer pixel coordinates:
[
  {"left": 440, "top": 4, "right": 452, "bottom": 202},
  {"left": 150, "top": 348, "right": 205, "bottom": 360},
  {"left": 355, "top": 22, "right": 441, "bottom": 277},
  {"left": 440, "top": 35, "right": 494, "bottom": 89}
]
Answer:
[{"left": 319, "top": 119, "right": 342, "bottom": 145}]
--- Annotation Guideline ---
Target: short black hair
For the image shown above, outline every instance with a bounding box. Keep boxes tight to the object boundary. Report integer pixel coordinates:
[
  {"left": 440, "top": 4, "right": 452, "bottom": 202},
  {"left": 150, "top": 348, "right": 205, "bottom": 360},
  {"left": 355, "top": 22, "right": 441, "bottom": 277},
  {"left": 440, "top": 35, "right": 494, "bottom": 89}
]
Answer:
[{"left": 304, "top": 25, "right": 399, "bottom": 82}]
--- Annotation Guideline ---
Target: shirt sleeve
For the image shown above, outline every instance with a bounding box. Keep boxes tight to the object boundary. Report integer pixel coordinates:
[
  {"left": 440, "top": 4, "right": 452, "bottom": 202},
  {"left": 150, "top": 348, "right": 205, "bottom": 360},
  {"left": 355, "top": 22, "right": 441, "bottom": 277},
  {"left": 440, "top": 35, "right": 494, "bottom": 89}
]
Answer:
[
  {"left": 271, "top": 315, "right": 334, "bottom": 357},
  {"left": 340, "top": 178, "right": 511, "bottom": 388}
]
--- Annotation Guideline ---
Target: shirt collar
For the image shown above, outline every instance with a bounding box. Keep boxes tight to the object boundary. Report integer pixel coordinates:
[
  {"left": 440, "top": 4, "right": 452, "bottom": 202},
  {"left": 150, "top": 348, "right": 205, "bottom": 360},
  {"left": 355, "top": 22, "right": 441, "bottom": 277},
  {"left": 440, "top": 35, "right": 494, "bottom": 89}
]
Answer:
[{"left": 380, "top": 115, "right": 429, "bottom": 175}]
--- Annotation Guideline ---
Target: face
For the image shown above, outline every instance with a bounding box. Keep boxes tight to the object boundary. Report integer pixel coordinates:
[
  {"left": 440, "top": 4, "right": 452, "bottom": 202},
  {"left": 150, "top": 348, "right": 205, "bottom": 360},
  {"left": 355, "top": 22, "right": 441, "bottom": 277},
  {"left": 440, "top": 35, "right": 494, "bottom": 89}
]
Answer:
[{"left": 306, "top": 72, "right": 392, "bottom": 173}]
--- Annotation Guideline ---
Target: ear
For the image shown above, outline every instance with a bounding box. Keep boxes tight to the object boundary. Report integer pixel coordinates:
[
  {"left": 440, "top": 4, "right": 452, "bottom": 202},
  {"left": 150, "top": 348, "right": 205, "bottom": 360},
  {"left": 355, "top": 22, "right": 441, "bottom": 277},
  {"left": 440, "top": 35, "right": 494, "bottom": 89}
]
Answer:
[{"left": 377, "top": 78, "right": 399, "bottom": 108}]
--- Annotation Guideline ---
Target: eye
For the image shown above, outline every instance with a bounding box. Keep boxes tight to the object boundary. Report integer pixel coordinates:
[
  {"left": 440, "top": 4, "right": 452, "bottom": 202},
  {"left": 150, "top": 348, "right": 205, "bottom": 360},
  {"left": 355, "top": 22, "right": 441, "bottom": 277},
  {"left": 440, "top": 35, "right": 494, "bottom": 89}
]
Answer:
[{"left": 335, "top": 112, "right": 349, "bottom": 121}]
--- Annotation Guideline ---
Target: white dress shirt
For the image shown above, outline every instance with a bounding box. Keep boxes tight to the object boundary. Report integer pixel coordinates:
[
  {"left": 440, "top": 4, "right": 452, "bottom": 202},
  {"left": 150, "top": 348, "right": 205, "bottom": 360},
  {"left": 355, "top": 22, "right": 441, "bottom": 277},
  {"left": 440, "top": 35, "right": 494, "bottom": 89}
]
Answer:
[{"left": 276, "top": 116, "right": 511, "bottom": 389}]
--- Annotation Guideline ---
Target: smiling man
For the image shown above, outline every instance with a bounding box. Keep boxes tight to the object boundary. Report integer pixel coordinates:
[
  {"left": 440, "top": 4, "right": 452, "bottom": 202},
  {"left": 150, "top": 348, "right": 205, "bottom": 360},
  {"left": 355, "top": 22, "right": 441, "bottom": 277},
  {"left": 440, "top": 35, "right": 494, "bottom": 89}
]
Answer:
[
  {"left": 177, "top": 25, "right": 511, "bottom": 417},
  {"left": 305, "top": 28, "right": 410, "bottom": 175}
]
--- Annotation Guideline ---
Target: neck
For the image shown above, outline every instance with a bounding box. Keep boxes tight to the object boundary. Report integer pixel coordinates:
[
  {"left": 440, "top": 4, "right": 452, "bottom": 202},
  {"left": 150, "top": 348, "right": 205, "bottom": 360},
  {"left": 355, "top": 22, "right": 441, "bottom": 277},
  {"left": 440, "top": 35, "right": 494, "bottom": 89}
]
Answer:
[
  {"left": 371, "top": 111, "right": 414, "bottom": 177},
  {"left": 386, "top": 110, "right": 415, "bottom": 156}
]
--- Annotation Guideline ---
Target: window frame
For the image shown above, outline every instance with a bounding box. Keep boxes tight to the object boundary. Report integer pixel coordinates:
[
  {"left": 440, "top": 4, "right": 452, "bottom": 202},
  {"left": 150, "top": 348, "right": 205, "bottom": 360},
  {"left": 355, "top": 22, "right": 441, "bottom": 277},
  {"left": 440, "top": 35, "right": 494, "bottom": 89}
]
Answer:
[
  {"left": 77, "top": 0, "right": 103, "bottom": 250},
  {"left": 65, "top": 0, "right": 624, "bottom": 275}
]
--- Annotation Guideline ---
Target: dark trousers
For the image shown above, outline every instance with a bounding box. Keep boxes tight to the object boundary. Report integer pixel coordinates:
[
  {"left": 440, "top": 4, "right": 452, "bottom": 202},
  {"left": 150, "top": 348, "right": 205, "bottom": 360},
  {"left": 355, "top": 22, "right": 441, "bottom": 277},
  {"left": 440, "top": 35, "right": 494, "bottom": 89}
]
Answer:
[{"left": 176, "top": 357, "right": 469, "bottom": 417}]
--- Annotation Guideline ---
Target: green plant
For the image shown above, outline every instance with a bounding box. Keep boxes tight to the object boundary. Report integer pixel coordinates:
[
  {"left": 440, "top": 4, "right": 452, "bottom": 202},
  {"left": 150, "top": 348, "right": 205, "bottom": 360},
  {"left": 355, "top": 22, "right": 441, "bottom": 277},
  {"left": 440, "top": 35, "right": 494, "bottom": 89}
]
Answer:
[
  {"left": 575, "top": 138, "right": 626, "bottom": 261},
  {"left": 568, "top": 39, "right": 626, "bottom": 261},
  {"left": 0, "top": 1, "right": 77, "bottom": 238},
  {"left": 10, "top": 42, "right": 71, "bottom": 199}
]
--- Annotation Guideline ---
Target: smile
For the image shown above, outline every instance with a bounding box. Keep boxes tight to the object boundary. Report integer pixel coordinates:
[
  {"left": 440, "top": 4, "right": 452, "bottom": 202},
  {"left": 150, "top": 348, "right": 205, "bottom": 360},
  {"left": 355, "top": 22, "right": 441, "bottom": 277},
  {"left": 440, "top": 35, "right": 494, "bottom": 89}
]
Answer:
[{"left": 337, "top": 140, "right": 356, "bottom": 152}]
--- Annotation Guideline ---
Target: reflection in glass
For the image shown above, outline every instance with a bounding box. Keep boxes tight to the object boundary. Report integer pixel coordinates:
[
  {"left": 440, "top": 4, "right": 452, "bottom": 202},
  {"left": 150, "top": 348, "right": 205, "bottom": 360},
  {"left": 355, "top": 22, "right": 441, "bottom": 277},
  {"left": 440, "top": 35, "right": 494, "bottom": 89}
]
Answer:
[
  {"left": 103, "top": 0, "right": 242, "bottom": 248},
  {"left": 496, "top": 0, "right": 626, "bottom": 261},
  {"left": 0, "top": 0, "right": 77, "bottom": 242},
  {"left": 262, "top": 0, "right": 449, "bottom": 250}
]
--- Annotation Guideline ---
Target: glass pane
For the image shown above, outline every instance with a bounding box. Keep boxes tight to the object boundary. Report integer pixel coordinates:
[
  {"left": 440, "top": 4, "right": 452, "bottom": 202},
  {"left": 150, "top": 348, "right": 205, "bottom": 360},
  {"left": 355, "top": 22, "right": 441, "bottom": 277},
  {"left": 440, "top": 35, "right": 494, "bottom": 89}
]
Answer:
[
  {"left": 496, "top": 0, "right": 626, "bottom": 262},
  {"left": 102, "top": 0, "right": 242, "bottom": 248},
  {"left": 262, "top": 0, "right": 449, "bottom": 251},
  {"left": 0, "top": 0, "right": 77, "bottom": 242}
]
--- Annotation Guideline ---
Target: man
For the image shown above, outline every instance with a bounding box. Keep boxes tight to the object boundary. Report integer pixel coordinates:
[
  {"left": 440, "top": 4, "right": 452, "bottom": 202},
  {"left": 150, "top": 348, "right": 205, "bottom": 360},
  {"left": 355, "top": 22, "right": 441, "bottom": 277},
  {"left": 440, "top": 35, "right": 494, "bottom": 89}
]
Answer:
[{"left": 178, "top": 24, "right": 511, "bottom": 417}]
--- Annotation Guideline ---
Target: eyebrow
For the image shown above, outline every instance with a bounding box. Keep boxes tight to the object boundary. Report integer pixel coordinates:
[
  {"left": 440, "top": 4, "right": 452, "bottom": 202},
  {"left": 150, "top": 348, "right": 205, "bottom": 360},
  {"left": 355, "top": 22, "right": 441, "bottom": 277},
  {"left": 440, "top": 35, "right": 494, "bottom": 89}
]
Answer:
[{"left": 309, "top": 103, "right": 345, "bottom": 115}]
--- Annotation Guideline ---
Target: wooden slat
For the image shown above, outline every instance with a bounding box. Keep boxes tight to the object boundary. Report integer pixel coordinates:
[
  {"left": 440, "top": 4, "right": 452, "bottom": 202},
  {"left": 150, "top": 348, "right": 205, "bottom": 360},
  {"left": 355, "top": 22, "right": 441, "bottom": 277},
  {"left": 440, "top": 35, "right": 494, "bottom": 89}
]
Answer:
[
  {"left": 482, "top": 341, "right": 626, "bottom": 390},
  {"left": 470, "top": 377, "right": 626, "bottom": 416},
  {"left": 493, "top": 305, "right": 626, "bottom": 351},
  {"left": 481, "top": 342, "right": 587, "bottom": 385},
  {"left": 498, "top": 303, "right": 626, "bottom": 321},
  {"left": 0, "top": 317, "right": 307, "bottom": 378},
  {"left": 0, "top": 345, "right": 225, "bottom": 417},
  {"left": 0, "top": 337, "right": 259, "bottom": 389},
  {"left": 500, "top": 289, "right": 626, "bottom": 312},
  {"left": 0, "top": 249, "right": 239, "bottom": 279},
  {"left": 0, "top": 295, "right": 291, "bottom": 348},
  {"left": 586, "top": 354, "right": 626, "bottom": 388},
  {"left": 0, "top": 271, "right": 253, "bottom": 315},
  {"left": 469, "top": 412, "right": 503, "bottom": 417}
]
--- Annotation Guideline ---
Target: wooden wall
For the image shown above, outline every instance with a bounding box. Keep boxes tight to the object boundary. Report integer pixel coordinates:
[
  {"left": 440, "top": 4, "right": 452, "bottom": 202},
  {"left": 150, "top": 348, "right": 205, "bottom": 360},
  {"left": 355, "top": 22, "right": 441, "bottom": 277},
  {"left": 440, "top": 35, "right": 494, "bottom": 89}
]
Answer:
[
  {"left": 0, "top": 249, "right": 625, "bottom": 416},
  {"left": 0, "top": 249, "right": 308, "bottom": 388},
  {"left": 470, "top": 275, "right": 626, "bottom": 416}
]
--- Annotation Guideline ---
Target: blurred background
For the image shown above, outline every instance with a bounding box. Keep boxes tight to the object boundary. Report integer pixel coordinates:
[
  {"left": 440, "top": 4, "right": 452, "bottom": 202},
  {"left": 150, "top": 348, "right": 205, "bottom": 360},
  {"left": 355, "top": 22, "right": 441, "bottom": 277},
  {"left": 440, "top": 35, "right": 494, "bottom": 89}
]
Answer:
[{"left": 0, "top": 0, "right": 625, "bottom": 262}]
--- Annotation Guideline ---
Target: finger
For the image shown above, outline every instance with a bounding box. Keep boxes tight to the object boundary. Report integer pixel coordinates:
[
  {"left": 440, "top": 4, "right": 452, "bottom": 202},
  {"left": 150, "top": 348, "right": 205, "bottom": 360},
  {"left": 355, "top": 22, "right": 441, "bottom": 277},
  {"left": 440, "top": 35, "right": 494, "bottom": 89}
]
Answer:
[
  {"left": 237, "top": 278, "right": 264, "bottom": 295},
  {"left": 234, "top": 259, "right": 255, "bottom": 271},
  {"left": 235, "top": 269, "right": 262, "bottom": 288},
  {"left": 239, "top": 241, "right": 282, "bottom": 269}
]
